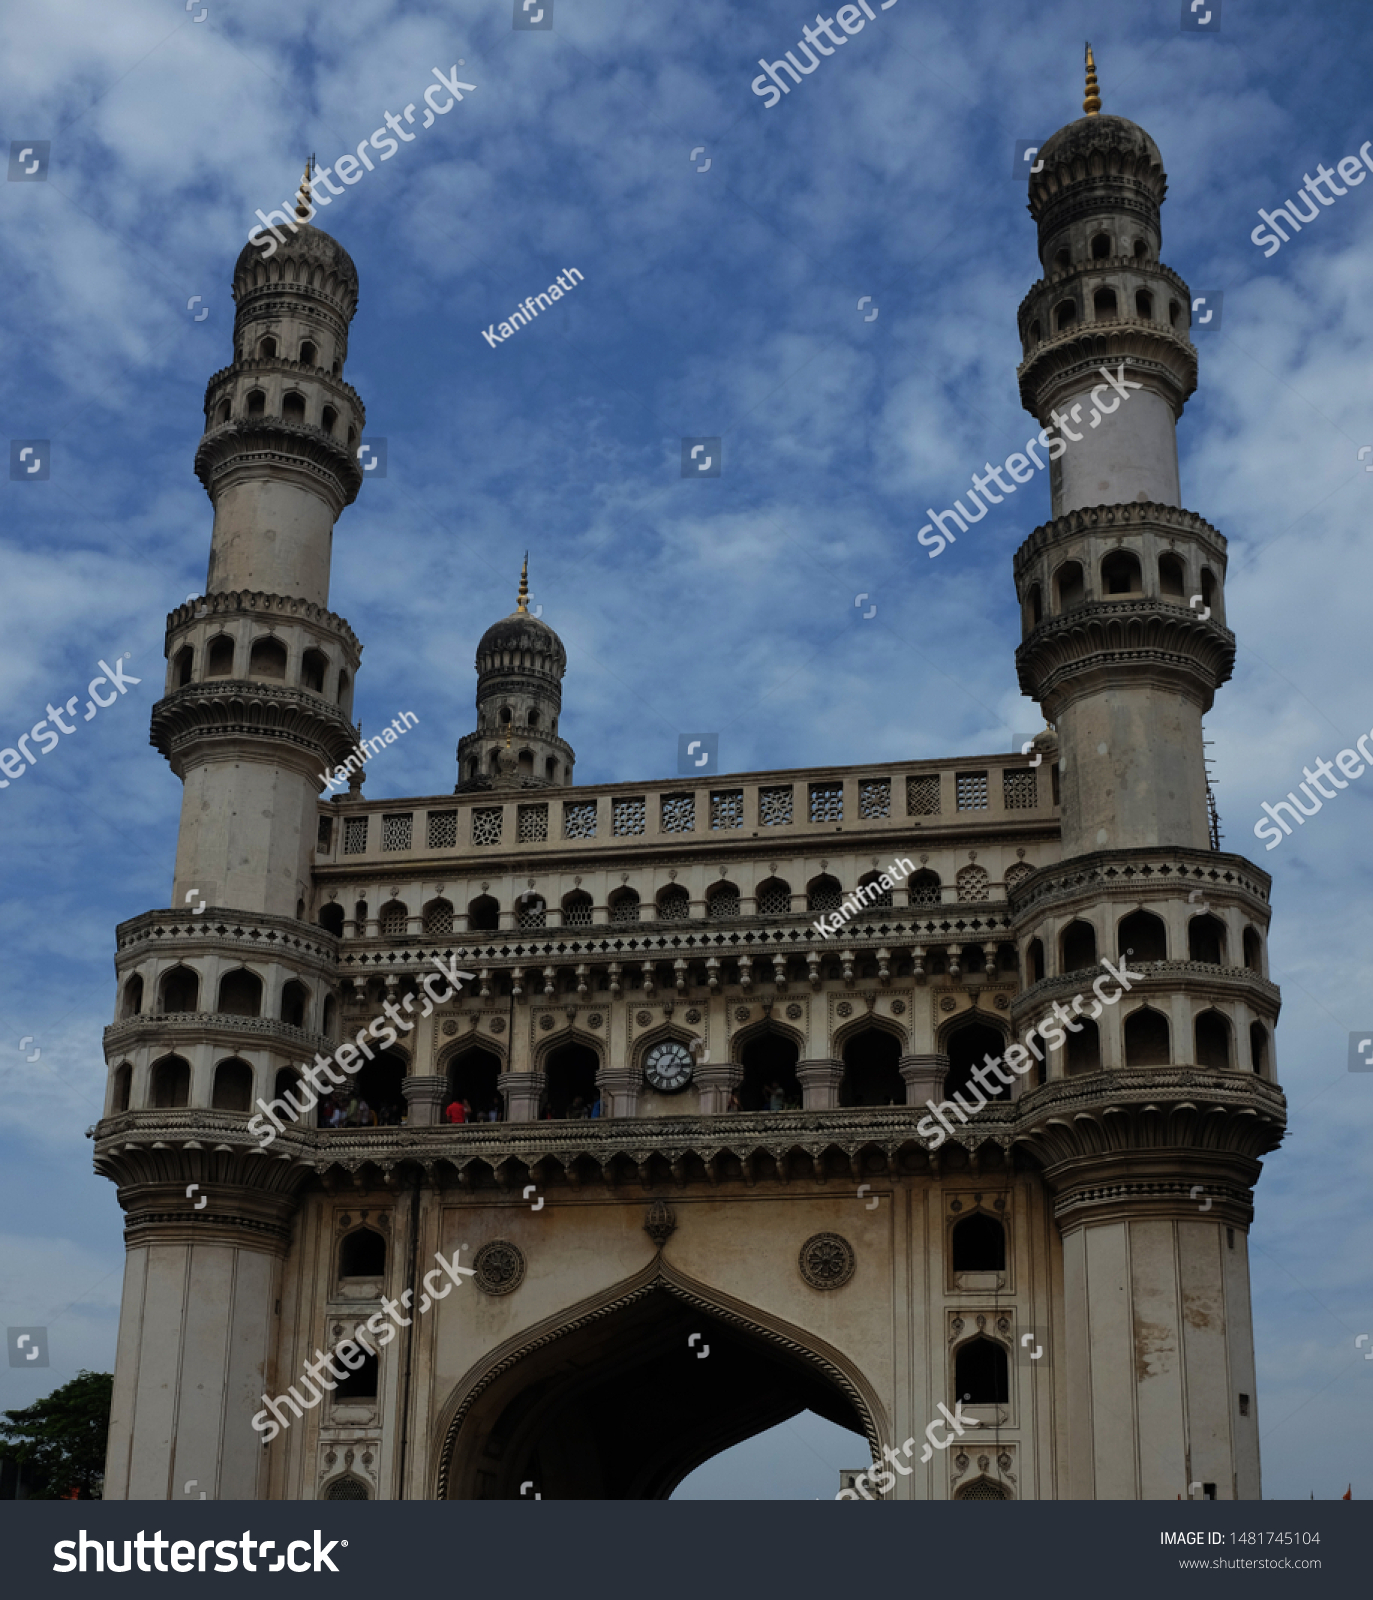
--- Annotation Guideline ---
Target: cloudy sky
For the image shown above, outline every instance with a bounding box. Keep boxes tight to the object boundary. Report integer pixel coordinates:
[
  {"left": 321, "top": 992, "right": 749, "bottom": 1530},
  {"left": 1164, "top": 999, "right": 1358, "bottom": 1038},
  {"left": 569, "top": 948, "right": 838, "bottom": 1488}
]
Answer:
[{"left": 1, "top": 0, "right": 1369, "bottom": 1501}]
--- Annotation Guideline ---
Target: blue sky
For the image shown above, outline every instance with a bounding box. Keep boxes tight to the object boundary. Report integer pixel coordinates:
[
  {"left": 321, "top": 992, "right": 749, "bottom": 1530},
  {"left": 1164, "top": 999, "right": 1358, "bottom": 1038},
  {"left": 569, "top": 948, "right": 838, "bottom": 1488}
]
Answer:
[{"left": 1, "top": 0, "right": 1370, "bottom": 1500}]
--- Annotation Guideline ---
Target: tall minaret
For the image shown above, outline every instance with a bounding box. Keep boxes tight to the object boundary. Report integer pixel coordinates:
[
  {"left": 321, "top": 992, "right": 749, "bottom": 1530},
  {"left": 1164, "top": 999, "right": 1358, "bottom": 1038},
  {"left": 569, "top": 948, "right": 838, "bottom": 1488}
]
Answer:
[
  {"left": 1007, "top": 54, "right": 1285, "bottom": 1500},
  {"left": 97, "top": 174, "right": 366, "bottom": 1498}
]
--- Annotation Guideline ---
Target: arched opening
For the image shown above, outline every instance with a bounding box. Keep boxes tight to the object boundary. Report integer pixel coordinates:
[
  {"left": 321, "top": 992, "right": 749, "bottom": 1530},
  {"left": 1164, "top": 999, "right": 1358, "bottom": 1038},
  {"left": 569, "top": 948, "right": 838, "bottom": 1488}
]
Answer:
[
  {"left": 706, "top": 883, "right": 740, "bottom": 921},
  {"left": 217, "top": 968, "right": 262, "bottom": 1017},
  {"left": 756, "top": 877, "right": 793, "bottom": 916},
  {"left": 1119, "top": 908, "right": 1167, "bottom": 963},
  {"left": 561, "top": 891, "right": 593, "bottom": 928},
  {"left": 1159, "top": 552, "right": 1186, "bottom": 595},
  {"left": 545, "top": 757, "right": 558, "bottom": 782},
  {"left": 1054, "top": 298, "right": 1077, "bottom": 332},
  {"left": 468, "top": 894, "right": 500, "bottom": 932},
  {"left": 1201, "top": 567, "right": 1218, "bottom": 613},
  {"left": 1027, "top": 938, "right": 1045, "bottom": 983},
  {"left": 528, "top": 708, "right": 540, "bottom": 727},
  {"left": 609, "top": 888, "right": 641, "bottom": 924},
  {"left": 1101, "top": 550, "right": 1142, "bottom": 594},
  {"left": 335, "top": 1353, "right": 378, "bottom": 1402},
  {"left": 807, "top": 874, "right": 843, "bottom": 913},
  {"left": 446, "top": 1047, "right": 503, "bottom": 1122},
  {"left": 1060, "top": 919, "right": 1097, "bottom": 971},
  {"left": 378, "top": 899, "right": 408, "bottom": 937},
  {"left": 338, "top": 669, "right": 350, "bottom": 707},
  {"left": 322, "top": 995, "right": 336, "bottom": 1037},
  {"left": 173, "top": 646, "right": 193, "bottom": 687},
  {"left": 282, "top": 391, "right": 306, "bottom": 423},
  {"left": 907, "top": 870, "right": 941, "bottom": 908},
  {"left": 1188, "top": 914, "right": 1226, "bottom": 965},
  {"left": 944, "top": 1021, "right": 1011, "bottom": 1104},
  {"left": 150, "top": 1055, "right": 191, "bottom": 1108},
  {"left": 1249, "top": 1021, "right": 1269, "bottom": 1076},
  {"left": 739, "top": 1029, "right": 801, "bottom": 1111},
  {"left": 955, "top": 1338, "right": 1009, "bottom": 1405},
  {"left": 1123, "top": 1007, "right": 1171, "bottom": 1067},
  {"left": 856, "top": 872, "right": 889, "bottom": 909},
  {"left": 246, "top": 389, "right": 266, "bottom": 417},
  {"left": 545, "top": 1043, "right": 600, "bottom": 1119},
  {"left": 1054, "top": 560, "right": 1084, "bottom": 611},
  {"left": 423, "top": 898, "right": 455, "bottom": 934},
  {"left": 1194, "top": 1009, "right": 1231, "bottom": 1070},
  {"left": 212, "top": 1058, "right": 254, "bottom": 1111},
  {"left": 112, "top": 1063, "right": 133, "bottom": 1112},
  {"left": 1028, "top": 318, "right": 1041, "bottom": 345},
  {"left": 348, "top": 1050, "right": 407, "bottom": 1125},
  {"left": 120, "top": 974, "right": 143, "bottom": 1019},
  {"left": 215, "top": 398, "right": 230, "bottom": 424},
  {"left": 257, "top": 336, "right": 277, "bottom": 358},
  {"left": 1054, "top": 247, "right": 1070, "bottom": 271},
  {"left": 1065, "top": 1017, "right": 1100, "bottom": 1074},
  {"left": 339, "top": 1227, "right": 387, "bottom": 1279},
  {"left": 248, "top": 636, "right": 288, "bottom": 680},
  {"left": 1243, "top": 927, "right": 1262, "bottom": 972},
  {"left": 840, "top": 1028, "right": 903, "bottom": 1107},
  {"left": 206, "top": 636, "right": 235, "bottom": 676},
  {"left": 951, "top": 1213, "right": 1005, "bottom": 1272},
  {"left": 517, "top": 894, "right": 546, "bottom": 929},
  {"left": 439, "top": 1269, "right": 875, "bottom": 1500},
  {"left": 301, "top": 648, "right": 327, "bottom": 693},
  {"left": 319, "top": 903, "right": 344, "bottom": 937},
  {"left": 1093, "top": 286, "right": 1118, "bottom": 317},
  {"left": 1026, "top": 583, "right": 1043, "bottom": 626},
  {"left": 299, "top": 340, "right": 317, "bottom": 367},
  {"left": 1090, "top": 232, "right": 1111, "bottom": 259},
  {"left": 1133, "top": 238, "right": 1148, "bottom": 260},
  {"left": 321, "top": 405, "right": 337, "bottom": 436},
  {"left": 955, "top": 1478, "right": 1011, "bottom": 1500},
  {"left": 323, "top": 1477, "right": 370, "bottom": 1500},
  {"left": 517, "top": 747, "right": 534, "bottom": 776},
  {"left": 1168, "top": 299, "right": 1180, "bottom": 327},
  {"left": 657, "top": 884, "right": 690, "bottom": 921},
  {"left": 159, "top": 965, "right": 199, "bottom": 1012},
  {"left": 280, "top": 979, "right": 308, "bottom": 1028}
]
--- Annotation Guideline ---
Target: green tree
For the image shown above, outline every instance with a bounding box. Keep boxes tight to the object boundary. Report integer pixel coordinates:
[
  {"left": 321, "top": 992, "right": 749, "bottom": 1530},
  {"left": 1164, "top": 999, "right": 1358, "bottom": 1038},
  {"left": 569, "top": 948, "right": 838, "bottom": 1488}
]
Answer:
[{"left": 0, "top": 1370, "right": 112, "bottom": 1499}]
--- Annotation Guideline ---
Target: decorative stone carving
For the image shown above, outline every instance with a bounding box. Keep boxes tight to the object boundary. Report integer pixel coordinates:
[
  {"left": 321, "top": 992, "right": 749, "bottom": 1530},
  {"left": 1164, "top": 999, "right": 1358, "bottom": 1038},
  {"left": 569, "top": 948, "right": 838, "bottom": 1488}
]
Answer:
[
  {"left": 636, "top": 1010, "right": 652, "bottom": 1026},
  {"left": 798, "top": 1232, "right": 855, "bottom": 1291},
  {"left": 891, "top": 999, "right": 906, "bottom": 1014},
  {"left": 588, "top": 1013, "right": 603, "bottom": 1028},
  {"left": 538, "top": 1014, "right": 554, "bottom": 1030},
  {"left": 472, "top": 1240, "right": 525, "bottom": 1296},
  {"left": 685, "top": 1008, "right": 701, "bottom": 1023},
  {"left": 785, "top": 1002, "right": 803, "bottom": 1020},
  {"left": 489, "top": 1016, "right": 506, "bottom": 1032},
  {"left": 441, "top": 1019, "right": 459, "bottom": 1036},
  {"left": 734, "top": 1006, "right": 750, "bottom": 1022},
  {"left": 644, "top": 1199, "right": 676, "bottom": 1248},
  {"left": 940, "top": 994, "right": 957, "bottom": 1011},
  {"left": 835, "top": 1000, "right": 853, "bottom": 1017}
]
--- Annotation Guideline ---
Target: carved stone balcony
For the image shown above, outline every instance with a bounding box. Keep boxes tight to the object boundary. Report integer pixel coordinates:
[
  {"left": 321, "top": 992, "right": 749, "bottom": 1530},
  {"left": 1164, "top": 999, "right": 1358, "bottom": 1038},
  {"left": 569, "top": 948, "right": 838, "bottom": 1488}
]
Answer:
[{"left": 1006, "top": 846, "right": 1271, "bottom": 922}]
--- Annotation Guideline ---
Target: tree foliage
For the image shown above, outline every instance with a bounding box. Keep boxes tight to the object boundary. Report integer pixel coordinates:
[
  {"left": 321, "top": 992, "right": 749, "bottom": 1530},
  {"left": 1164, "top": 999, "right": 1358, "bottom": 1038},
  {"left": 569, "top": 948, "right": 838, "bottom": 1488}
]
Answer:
[{"left": 0, "top": 1371, "right": 112, "bottom": 1499}]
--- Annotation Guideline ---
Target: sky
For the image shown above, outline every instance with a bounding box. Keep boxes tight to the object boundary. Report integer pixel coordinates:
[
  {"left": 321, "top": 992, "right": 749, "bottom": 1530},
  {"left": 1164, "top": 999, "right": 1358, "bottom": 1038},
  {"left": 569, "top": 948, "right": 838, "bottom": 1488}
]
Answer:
[{"left": 1, "top": 0, "right": 1370, "bottom": 1501}]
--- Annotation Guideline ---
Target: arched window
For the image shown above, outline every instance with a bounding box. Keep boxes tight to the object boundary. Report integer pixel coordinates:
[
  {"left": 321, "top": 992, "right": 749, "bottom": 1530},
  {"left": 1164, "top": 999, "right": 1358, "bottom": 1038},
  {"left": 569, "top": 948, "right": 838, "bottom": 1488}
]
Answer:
[
  {"left": 301, "top": 649, "right": 327, "bottom": 693},
  {"left": 338, "top": 669, "right": 350, "bottom": 707},
  {"left": 299, "top": 340, "right": 317, "bottom": 367},
  {"left": 320, "top": 405, "right": 337, "bottom": 436},
  {"left": 1090, "top": 232, "right": 1111, "bottom": 259},
  {"left": 1195, "top": 1009, "right": 1231, "bottom": 1070},
  {"left": 1133, "top": 238, "right": 1148, "bottom": 259},
  {"left": 657, "top": 885, "right": 690, "bottom": 921},
  {"left": 908, "top": 870, "right": 941, "bottom": 907},
  {"left": 282, "top": 391, "right": 306, "bottom": 423},
  {"left": 545, "top": 757, "right": 558, "bottom": 782},
  {"left": 1093, "top": 286, "right": 1118, "bottom": 317},
  {"left": 274, "top": 1068, "right": 303, "bottom": 1103},
  {"left": 1188, "top": 914, "right": 1226, "bottom": 965},
  {"left": 955, "top": 1337, "right": 1009, "bottom": 1404},
  {"left": 945, "top": 1021, "right": 1011, "bottom": 1103},
  {"left": 216, "top": 398, "right": 230, "bottom": 424},
  {"left": 1065, "top": 1017, "right": 1100, "bottom": 1074},
  {"left": 955, "top": 1479, "right": 1010, "bottom": 1500},
  {"left": 1101, "top": 550, "right": 1142, "bottom": 594},
  {"left": 173, "top": 646, "right": 194, "bottom": 687},
  {"left": 955, "top": 865, "right": 990, "bottom": 903},
  {"left": 212, "top": 1058, "right": 254, "bottom": 1111},
  {"left": 951, "top": 1213, "right": 1005, "bottom": 1272},
  {"left": 446, "top": 1046, "right": 502, "bottom": 1121},
  {"left": 1249, "top": 1021, "right": 1269, "bottom": 1075},
  {"left": 706, "top": 882, "right": 740, "bottom": 920},
  {"left": 1158, "top": 552, "right": 1186, "bottom": 595},
  {"left": 246, "top": 389, "right": 266, "bottom": 417},
  {"left": 280, "top": 980, "right": 308, "bottom": 1028},
  {"left": 739, "top": 1029, "right": 801, "bottom": 1111},
  {"left": 324, "top": 1477, "right": 370, "bottom": 1500},
  {"left": 544, "top": 1043, "right": 599, "bottom": 1119},
  {"left": 1054, "top": 298, "right": 1077, "bottom": 331},
  {"left": 756, "top": 878, "right": 792, "bottom": 916},
  {"left": 561, "top": 891, "right": 593, "bottom": 928},
  {"left": 857, "top": 872, "right": 891, "bottom": 908},
  {"left": 159, "top": 965, "right": 199, "bottom": 1012},
  {"left": 1027, "top": 318, "right": 1041, "bottom": 347},
  {"left": 112, "top": 1063, "right": 133, "bottom": 1112},
  {"left": 609, "top": 887, "right": 641, "bottom": 924},
  {"left": 1243, "top": 927, "right": 1262, "bottom": 972},
  {"left": 353, "top": 1050, "right": 407, "bottom": 1125},
  {"left": 527, "top": 708, "right": 539, "bottom": 727},
  {"left": 257, "top": 336, "right": 277, "bottom": 358},
  {"left": 1060, "top": 920, "right": 1097, "bottom": 971},
  {"left": 1124, "top": 1007, "right": 1170, "bottom": 1066},
  {"left": 1054, "top": 560, "right": 1084, "bottom": 610},
  {"left": 423, "top": 898, "right": 454, "bottom": 934},
  {"left": 468, "top": 895, "right": 499, "bottom": 932},
  {"left": 517, "top": 893, "right": 546, "bottom": 929},
  {"left": 218, "top": 968, "right": 262, "bottom": 1016},
  {"left": 1135, "top": 289, "right": 1153, "bottom": 319},
  {"left": 322, "top": 994, "right": 337, "bottom": 1037},
  {"left": 378, "top": 900, "right": 408, "bottom": 937},
  {"left": 121, "top": 974, "right": 143, "bottom": 1019},
  {"left": 1119, "top": 909, "right": 1167, "bottom": 962},
  {"left": 1201, "top": 567, "right": 1218, "bottom": 613},
  {"left": 807, "top": 874, "right": 843, "bottom": 913},
  {"left": 1027, "top": 938, "right": 1045, "bottom": 984},
  {"left": 206, "top": 636, "right": 235, "bottom": 676},
  {"left": 150, "top": 1055, "right": 191, "bottom": 1107},
  {"left": 1054, "top": 247, "right": 1070, "bottom": 271},
  {"left": 339, "top": 1227, "right": 386, "bottom": 1278},
  {"left": 1168, "top": 299, "right": 1180, "bottom": 327},
  {"left": 517, "top": 747, "right": 534, "bottom": 776},
  {"left": 1026, "top": 583, "right": 1043, "bottom": 626},
  {"left": 248, "top": 636, "right": 288, "bottom": 680},
  {"left": 841, "top": 1027, "right": 903, "bottom": 1106},
  {"left": 319, "top": 903, "right": 344, "bottom": 937}
]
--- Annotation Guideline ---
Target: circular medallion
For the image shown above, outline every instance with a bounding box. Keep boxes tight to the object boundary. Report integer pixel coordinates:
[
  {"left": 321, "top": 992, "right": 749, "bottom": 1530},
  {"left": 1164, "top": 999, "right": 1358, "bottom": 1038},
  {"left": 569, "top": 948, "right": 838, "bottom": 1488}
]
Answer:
[
  {"left": 785, "top": 1002, "right": 803, "bottom": 1020},
  {"left": 836, "top": 1000, "right": 853, "bottom": 1018},
  {"left": 472, "top": 1240, "right": 525, "bottom": 1296},
  {"left": 643, "top": 1039, "right": 694, "bottom": 1093},
  {"left": 798, "top": 1232, "right": 856, "bottom": 1291},
  {"left": 685, "top": 1008, "right": 701, "bottom": 1024},
  {"left": 636, "top": 1010, "right": 652, "bottom": 1026},
  {"left": 891, "top": 1000, "right": 906, "bottom": 1015},
  {"left": 940, "top": 995, "right": 957, "bottom": 1012},
  {"left": 734, "top": 1006, "right": 750, "bottom": 1022},
  {"left": 538, "top": 1014, "right": 554, "bottom": 1030},
  {"left": 441, "top": 1020, "right": 459, "bottom": 1036},
  {"left": 490, "top": 1016, "right": 506, "bottom": 1032},
  {"left": 994, "top": 993, "right": 1009, "bottom": 1009},
  {"left": 588, "top": 1013, "right": 604, "bottom": 1028}
]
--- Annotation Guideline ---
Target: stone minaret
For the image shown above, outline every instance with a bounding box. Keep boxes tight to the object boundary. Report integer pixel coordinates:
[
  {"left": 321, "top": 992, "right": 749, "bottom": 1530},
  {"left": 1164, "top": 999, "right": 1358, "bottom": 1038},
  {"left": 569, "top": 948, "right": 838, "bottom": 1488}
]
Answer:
[
  {"left": 455, "top": 556, "right": 576, "bottom": 791},
  {"left": 97, "top": 169, "right": 365, "bottom": 1498},
  {"left": 1008, "top": 53, "right": 1285, "bottom": 1498}
]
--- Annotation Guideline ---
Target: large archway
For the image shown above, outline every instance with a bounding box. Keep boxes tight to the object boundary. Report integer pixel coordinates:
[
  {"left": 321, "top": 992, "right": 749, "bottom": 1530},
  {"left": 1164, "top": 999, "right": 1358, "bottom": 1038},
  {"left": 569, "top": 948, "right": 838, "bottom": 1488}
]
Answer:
[{"left": 435, "top": 1261, "right": 882, "bottom": 1499}]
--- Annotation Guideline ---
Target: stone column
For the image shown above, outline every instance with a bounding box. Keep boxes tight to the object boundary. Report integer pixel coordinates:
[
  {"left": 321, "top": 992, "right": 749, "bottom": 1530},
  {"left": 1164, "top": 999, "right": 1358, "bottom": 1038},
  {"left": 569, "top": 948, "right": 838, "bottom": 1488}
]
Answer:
[
  {"left": 498, "top": 1069, "right": 541, "bottom": 1122},
  {"left": 404, "top": 1073, "right": 447, "bottom": 1126},
  {"left": 595, "top": 1068, "right": 640, "bottom": 1119},
  {"left": 796, "top": 1058, "right": 844, "bottom": 1110},
  {"left": 900, "top": 1052, "right": 949, "bottom": 1106},
  {"left": 694, "top": 1062, "right": 742, "bottom": 1114}
]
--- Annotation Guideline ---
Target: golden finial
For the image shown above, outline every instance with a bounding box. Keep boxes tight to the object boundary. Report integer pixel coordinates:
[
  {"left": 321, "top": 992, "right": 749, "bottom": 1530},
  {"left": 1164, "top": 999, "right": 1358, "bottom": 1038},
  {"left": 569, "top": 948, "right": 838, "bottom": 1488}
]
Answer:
[
  {"left": 1083, "top": 42, "right": 1101, "bottom": 116},
  {"left": 293, "top": 155, "right": 315, "bottom": 221},
  {"left": 515, "top": 552, "right": 530, "bottom": 614}
]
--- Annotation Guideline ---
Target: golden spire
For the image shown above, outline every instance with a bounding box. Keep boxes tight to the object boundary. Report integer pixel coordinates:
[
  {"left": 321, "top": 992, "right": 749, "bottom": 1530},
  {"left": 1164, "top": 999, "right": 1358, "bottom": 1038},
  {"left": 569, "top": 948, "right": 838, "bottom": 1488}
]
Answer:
[
  {"left": 293, "top": 155, "right": 315, "bottom": 221},
  {"left": 1083, "top": 42, "right": 1101, "bottom": 116},
  {"left": 515, "top": 552, "right": 530, "bottom": 613}
]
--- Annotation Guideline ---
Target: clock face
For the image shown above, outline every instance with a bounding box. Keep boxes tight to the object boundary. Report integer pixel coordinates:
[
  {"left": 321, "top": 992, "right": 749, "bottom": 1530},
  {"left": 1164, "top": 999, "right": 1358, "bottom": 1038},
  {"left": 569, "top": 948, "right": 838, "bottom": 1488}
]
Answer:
[{"left": 644, "top": 1040, "right": 694, "bottom": 1093}]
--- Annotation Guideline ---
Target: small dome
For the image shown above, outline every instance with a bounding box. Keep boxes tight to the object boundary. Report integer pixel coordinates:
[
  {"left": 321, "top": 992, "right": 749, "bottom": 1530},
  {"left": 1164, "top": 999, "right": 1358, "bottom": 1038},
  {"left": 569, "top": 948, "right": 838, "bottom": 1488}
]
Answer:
[
  {"left": 1036, "top": 113, "right": 1163, "bottom": 177},
  {"left": 235, "top": 222, "right": 358, "bottom": 291},
  {"left": 476, "top": 609, "right": 566, "bottom": 672}
]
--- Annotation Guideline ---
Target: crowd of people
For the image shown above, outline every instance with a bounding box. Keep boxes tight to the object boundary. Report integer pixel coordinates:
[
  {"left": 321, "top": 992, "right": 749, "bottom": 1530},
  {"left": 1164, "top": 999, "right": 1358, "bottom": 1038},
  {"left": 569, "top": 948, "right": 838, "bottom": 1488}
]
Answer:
[
  {"left": 316, "top": 1093, "right": 405, "bottom": 1128},
  {"left": 444, "top": 1097, "right": 502, "bottom": 1124}
]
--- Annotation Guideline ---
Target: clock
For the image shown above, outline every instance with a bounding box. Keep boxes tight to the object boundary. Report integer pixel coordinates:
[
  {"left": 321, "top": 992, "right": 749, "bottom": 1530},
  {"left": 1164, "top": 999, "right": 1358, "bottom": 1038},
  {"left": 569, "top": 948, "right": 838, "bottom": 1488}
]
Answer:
[{"left": 643, "top": 1040, "right": 695, "bottom": 1093}]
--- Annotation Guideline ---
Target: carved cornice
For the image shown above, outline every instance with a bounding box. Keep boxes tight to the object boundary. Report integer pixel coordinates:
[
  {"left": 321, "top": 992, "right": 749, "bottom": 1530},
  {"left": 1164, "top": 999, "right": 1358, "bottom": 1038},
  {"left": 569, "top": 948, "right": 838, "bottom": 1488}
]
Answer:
[
  {"left": 103, "top": 1011, "right": 335, "bottom": 1061},
  {"left": 150, "top": 679, "right": 359, "bottom": 774},
  {"left": 1007, "top": 846, "right": 1271, "bottom": 921},
  {"left": 1017, "top": 257, "right": 1192, "bottom": 327},
  {"left": 1013, "top": 501, "right": 1228, "bottom": 580},
  {"left": 166, "top": 590, "right": 361, "bottom": 656},
  {"left": 114, "top": 907, "right": 339, "bottom": 969},
  {"left": 194, "top": 417, "right": 363, "bottom": 510},
  {"left": 1017, "top": 318, "right": 1196, "bottom": 417},
  {"left": 1008, "top": 961, "right": 1281, "bottom": 1026},
  {"left": 97, "top": 1161, "right": 308, "bottom": 1254},
  {"left": 202, "top": 356, "right": 364, "bottom": 417}
]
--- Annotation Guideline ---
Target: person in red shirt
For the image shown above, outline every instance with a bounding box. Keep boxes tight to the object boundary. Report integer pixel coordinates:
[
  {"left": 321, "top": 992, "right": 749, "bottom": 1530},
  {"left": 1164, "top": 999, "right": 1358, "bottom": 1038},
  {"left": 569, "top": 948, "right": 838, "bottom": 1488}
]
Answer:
[{"left": 444, "top": 1098, "right": 465, "bottom": 1124}]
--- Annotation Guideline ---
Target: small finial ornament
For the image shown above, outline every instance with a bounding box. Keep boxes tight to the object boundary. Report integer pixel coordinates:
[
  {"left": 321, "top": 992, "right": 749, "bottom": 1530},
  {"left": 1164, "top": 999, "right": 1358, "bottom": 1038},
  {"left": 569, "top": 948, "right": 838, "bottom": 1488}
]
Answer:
[
  {"left": 1083, "top": 42, "right": 1101, "bottom": 117},
  {"left": 515, "top": 552, "right": 530, "bottom": 614},
  {"left": 294, "top": 155, "right": 315, "bottom": 221}
]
